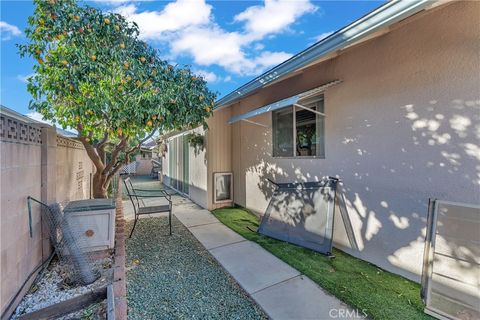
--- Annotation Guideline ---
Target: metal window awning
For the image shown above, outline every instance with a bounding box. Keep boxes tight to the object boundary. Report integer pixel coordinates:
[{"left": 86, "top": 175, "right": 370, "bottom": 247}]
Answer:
[{"left": 227, "top": 80, "right": 341, "bottom": 125}]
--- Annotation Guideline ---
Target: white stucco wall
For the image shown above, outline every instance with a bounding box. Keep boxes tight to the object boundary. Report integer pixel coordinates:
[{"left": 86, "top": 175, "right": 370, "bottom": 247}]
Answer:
[
  {"left": 188, "top": 128, "right": 208, "bottom": 209},
  {"left": 162, "top": 128, "right": 208, "bottom": 209},
  {"left": 228, "top": 1, "right": 480, "bottom": 281}
]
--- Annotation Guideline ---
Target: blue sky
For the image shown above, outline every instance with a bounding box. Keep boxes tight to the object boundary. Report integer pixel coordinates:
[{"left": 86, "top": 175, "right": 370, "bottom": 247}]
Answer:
[{"left": 1, "top": 0, "right": 382, "bottom": 118}]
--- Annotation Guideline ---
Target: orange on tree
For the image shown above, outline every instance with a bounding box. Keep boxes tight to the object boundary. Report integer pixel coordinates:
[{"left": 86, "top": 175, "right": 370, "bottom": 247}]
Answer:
[{"left": 19, "top": 0, "right": 216, "bottom": 198}]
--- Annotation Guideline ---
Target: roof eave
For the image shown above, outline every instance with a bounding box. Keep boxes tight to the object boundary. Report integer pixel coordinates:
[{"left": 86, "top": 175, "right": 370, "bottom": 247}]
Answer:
[{"left": 215, "top": 0, "right": 440, "bottom": 109}]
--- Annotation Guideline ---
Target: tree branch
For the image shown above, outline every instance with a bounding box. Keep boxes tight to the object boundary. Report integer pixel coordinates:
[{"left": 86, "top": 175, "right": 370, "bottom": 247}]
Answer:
[
  {"left": 77, "top": 124, "right": 104, "bottom": 170},
  {"left": 104, "top": 163, "right": 124, "bottom": 189},
  {"left": 103, "top": 137, "right": 128, "bottom": 175},
  {"left": 95, "top": 131, "right": 109, "bottom": 163},
  {"left": 125, "top": 127, "right": 158, "bottom": 155},
  {"left": 95, "top": 131, "right": 109, "bottom": 148}
]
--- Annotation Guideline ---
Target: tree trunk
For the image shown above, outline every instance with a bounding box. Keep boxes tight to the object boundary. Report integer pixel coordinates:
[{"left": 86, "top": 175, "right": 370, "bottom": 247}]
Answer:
[{"left": 92, "top": 172, "right": 108, "bottom": 198}]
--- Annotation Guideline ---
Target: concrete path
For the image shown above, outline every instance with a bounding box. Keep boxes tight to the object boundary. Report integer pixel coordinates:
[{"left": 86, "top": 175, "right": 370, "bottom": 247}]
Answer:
[
  {"left": 174, "top": 202, "right": 361, "bottom": 320},
  {"left": 121, "top": 176, "right": 359, "bottom": 319}
]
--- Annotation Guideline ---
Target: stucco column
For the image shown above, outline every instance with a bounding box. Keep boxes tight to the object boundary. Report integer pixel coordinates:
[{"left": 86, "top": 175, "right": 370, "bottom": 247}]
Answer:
[{"left": 40, "top": 125, "right": 57, "bottom": 254}]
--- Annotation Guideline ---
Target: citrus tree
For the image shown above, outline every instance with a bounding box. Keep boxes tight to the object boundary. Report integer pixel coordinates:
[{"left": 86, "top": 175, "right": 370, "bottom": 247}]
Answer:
[{"left": 19, "top": 0, "right": 215, "bottom": 198}]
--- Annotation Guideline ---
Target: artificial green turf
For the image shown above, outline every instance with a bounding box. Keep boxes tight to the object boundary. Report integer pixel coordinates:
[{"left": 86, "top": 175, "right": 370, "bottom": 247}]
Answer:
[{"left": 212, "top": 207, "right": 432, "bottom": 320}]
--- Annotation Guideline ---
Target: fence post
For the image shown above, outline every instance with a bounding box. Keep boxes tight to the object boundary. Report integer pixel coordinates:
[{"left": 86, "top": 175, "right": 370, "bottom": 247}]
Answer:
[{"left": 40, "top": 125, "right": 57, "bottom": 255}]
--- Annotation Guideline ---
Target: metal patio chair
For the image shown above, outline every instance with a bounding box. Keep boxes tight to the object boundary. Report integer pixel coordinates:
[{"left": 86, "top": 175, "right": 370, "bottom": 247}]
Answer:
[
  {"left": 123, "top": 177, "right": 172, "bottom": 238},
  {"left": 150, "top": 159, "right": 162, "bottom": 179}
]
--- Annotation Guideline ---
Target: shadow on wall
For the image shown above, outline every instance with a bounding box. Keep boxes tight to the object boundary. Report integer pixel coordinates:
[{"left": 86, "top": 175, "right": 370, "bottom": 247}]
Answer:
[{"left": 241, "top": 97, "right": 479, "bottom": 279}]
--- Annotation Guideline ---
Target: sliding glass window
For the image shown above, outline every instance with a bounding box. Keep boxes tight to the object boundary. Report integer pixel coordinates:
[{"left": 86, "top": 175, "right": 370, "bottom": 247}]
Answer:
[{"left": 272, "top": 95, "right": 325, "bottom": 158}]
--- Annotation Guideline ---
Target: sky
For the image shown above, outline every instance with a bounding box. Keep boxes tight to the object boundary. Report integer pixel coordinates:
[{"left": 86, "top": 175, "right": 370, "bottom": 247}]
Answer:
[{"left": 0, "top": 0, "right": 383, "bottom": 118}]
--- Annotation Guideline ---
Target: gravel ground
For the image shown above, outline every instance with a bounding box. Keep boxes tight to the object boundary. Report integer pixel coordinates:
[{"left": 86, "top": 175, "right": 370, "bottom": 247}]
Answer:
[
  {"left": 126, "top": 216, "right": 268, "bottom": 320},
  {"left": 11, "top": 256, "right": 112, "bottom": 319}
]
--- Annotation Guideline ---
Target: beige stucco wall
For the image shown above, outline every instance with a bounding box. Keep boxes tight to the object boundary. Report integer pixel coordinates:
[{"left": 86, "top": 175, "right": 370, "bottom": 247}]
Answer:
[
  {"left": 162, "top": 108, "right": 233, "bottom": 209},
  {"left": 0, "top": 114, "right": 94, "bottom": 316},
  {"left": 206, "top": 107, "right": 232, "bottom": 210},
  {"left": 188, "top": 128, "right": 208, "bottom": 209},
  {"left": 0, "top": 123, "right": 43, "bottom": 316},
  {"left": 228, "top": 1, "right": 480, "bottom": 281},
  {"left": 161, "top": 128, "right": 209, "bottom": 208},
  {"left": 56, "top": 136, "right": 93, "bottom": 203},
  {"left": 135, "top": 158, "right": 153, "bottom": 176}
]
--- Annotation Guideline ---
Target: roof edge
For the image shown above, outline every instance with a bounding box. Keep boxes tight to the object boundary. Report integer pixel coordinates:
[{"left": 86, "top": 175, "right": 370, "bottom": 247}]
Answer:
[{"left": 215, "top": 0, "right": 439, "bottom": 109}]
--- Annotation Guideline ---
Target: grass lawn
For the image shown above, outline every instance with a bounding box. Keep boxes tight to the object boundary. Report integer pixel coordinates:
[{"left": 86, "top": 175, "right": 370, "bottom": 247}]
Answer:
[{"left": 212, "top": 207, "right": 432, "bottom": 320}]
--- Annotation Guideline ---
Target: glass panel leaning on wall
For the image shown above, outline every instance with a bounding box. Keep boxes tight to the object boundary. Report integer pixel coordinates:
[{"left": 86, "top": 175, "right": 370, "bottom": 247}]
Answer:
[{"left": 272, "top": 95, "right": 325, "bottom": 158}]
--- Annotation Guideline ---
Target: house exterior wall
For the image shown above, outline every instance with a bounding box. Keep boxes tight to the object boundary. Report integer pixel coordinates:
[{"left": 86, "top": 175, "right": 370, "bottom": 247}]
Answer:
[
  {"left": 206, "top": 107, "right": 232, "bottom": 210},
  {"left": 189, "top": 128, "right": 208, "bottom": 209},
  {"left": 161, "top": 107, "right": 233, "bottom": 210},
  {"left": 161, "top": 128, "right": 209, "bottom": 209},
  {"left": 228, "top": 1, "right": 480, "bottom": 281}
]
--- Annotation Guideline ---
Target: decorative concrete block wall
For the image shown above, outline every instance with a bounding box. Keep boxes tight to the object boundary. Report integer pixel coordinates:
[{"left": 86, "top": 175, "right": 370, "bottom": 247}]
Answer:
[
  {"left": 0, "top": 114, "right": 43, "bottom": 317},
  {"left": 0, "top": 112, "right": 94, "bottom": 318},
  {"left": 56, "top": 136, "right": 94, "bottom": 203}
]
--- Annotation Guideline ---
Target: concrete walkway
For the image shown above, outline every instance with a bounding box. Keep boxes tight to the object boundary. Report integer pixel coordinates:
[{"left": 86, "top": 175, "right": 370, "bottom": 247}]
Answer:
[
  {"left": 122, "top": 176, "right": 359, "bottom": 319},
  {"left": 173, "top": 201, "right": 360, "bottom": 320}
]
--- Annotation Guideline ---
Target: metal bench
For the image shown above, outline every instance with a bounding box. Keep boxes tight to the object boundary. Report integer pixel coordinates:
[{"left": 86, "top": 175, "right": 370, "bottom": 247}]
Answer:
[{"left": 123, "top": 177, "right": 172, "bottom": 238}]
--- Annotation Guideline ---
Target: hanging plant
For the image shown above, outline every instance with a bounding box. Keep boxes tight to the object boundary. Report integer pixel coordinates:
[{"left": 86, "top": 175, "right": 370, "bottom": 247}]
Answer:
[
  {"left": 186, "top": 132, "right": 205, "bottom": 155},
  {"left": 158, "top": 140, "right": 168, "bottom": 158}
]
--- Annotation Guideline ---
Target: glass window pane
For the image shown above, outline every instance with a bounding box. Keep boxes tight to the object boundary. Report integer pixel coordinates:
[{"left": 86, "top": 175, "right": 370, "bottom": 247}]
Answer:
[
  {"left": 296, "top": 96, "right": 324, "bottom": 157},
  {"left": 272, "top": 107, "right": 294, "bottom": 157},
  {"left": 316, "top": 98, "right": 325, "bottom": 157}
]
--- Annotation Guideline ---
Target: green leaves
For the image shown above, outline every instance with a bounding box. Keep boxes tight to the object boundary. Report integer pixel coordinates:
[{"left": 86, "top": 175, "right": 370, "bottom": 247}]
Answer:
[{"left": 19, "top": 0, "right": 216, "bottom": 144}]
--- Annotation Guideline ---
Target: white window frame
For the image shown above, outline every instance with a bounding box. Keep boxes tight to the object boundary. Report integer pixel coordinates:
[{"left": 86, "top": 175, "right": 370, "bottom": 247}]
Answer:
[
  {"left": 213, "top": 172, "right": 234, "bottom": 204},
  {"left": 272, "top": 95, "right": 325, "bottom": 159}
]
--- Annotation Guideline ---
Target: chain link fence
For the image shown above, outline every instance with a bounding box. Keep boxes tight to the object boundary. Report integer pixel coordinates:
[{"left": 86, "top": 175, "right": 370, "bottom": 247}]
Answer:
[{"left": 28, "top": 197, "right": 100, "bottom": 286}]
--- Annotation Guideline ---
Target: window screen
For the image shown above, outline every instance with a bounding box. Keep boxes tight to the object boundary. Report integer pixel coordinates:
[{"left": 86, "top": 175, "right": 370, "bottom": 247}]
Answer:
[{"left": 272, "top": 95, "right": 324, "bottom": 158}]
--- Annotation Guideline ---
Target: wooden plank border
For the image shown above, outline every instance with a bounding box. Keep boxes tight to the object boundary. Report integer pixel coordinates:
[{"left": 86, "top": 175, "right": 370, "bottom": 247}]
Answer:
[{"left": 18, "top": 287, "right": 106, "bottom": 320}]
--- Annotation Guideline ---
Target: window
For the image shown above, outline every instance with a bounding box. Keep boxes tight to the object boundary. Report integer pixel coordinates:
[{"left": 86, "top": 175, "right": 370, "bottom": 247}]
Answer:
[
  {"left": 272, "top": 95, "right": 325, "bottom": 157},
  {"left": 214, "top": 172, "right": 233, "bottom": 203}
]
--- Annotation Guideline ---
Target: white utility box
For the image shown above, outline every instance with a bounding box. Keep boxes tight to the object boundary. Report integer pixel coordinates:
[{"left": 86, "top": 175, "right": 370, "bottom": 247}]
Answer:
[{"left": 64, "top": 199, "right": 116, "bottom": 252}]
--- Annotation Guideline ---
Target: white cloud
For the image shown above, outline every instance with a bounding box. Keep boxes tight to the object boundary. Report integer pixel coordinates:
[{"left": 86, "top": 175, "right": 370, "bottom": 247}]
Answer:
[
  {"left": 112, "top": 0, "right": 317, "bottom": 76},
  {"left": 254, "top": 51, "right": 292, "bottom": 69},
  {"left": 171, "top": 26, "right": 253, "bottom": 74},
  {"left": 115, "top": 0, "right": 212, "bottom": 40},
  {"left": 26, "top": 111, "right": 53, "bottom": 125},
  {"left": 254, "top": 43, "right": 265, "bottom": 51},
  {"left": 93, "top": 0, "right": 130, "bottom": 4},
  {"left": 16, "top": 73, "right": 35, "bottom": 84},
  {"left": 193, "top": 69, "right": 233, "bottom": 83},
  {"left": 314, "top": 31, "right": 333, "bottom": 42},
  {"left": 234, "top": 0, "right": 317, "bottom": 40},
  {"left": 0, "top": 21, "right": 21, "bottom": 41},
  {"left": 193, "top": 69, "right": 218, "bottom": 82},
  {"left": 27, "top": 111, "right": 78, "bottom": 134}
]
